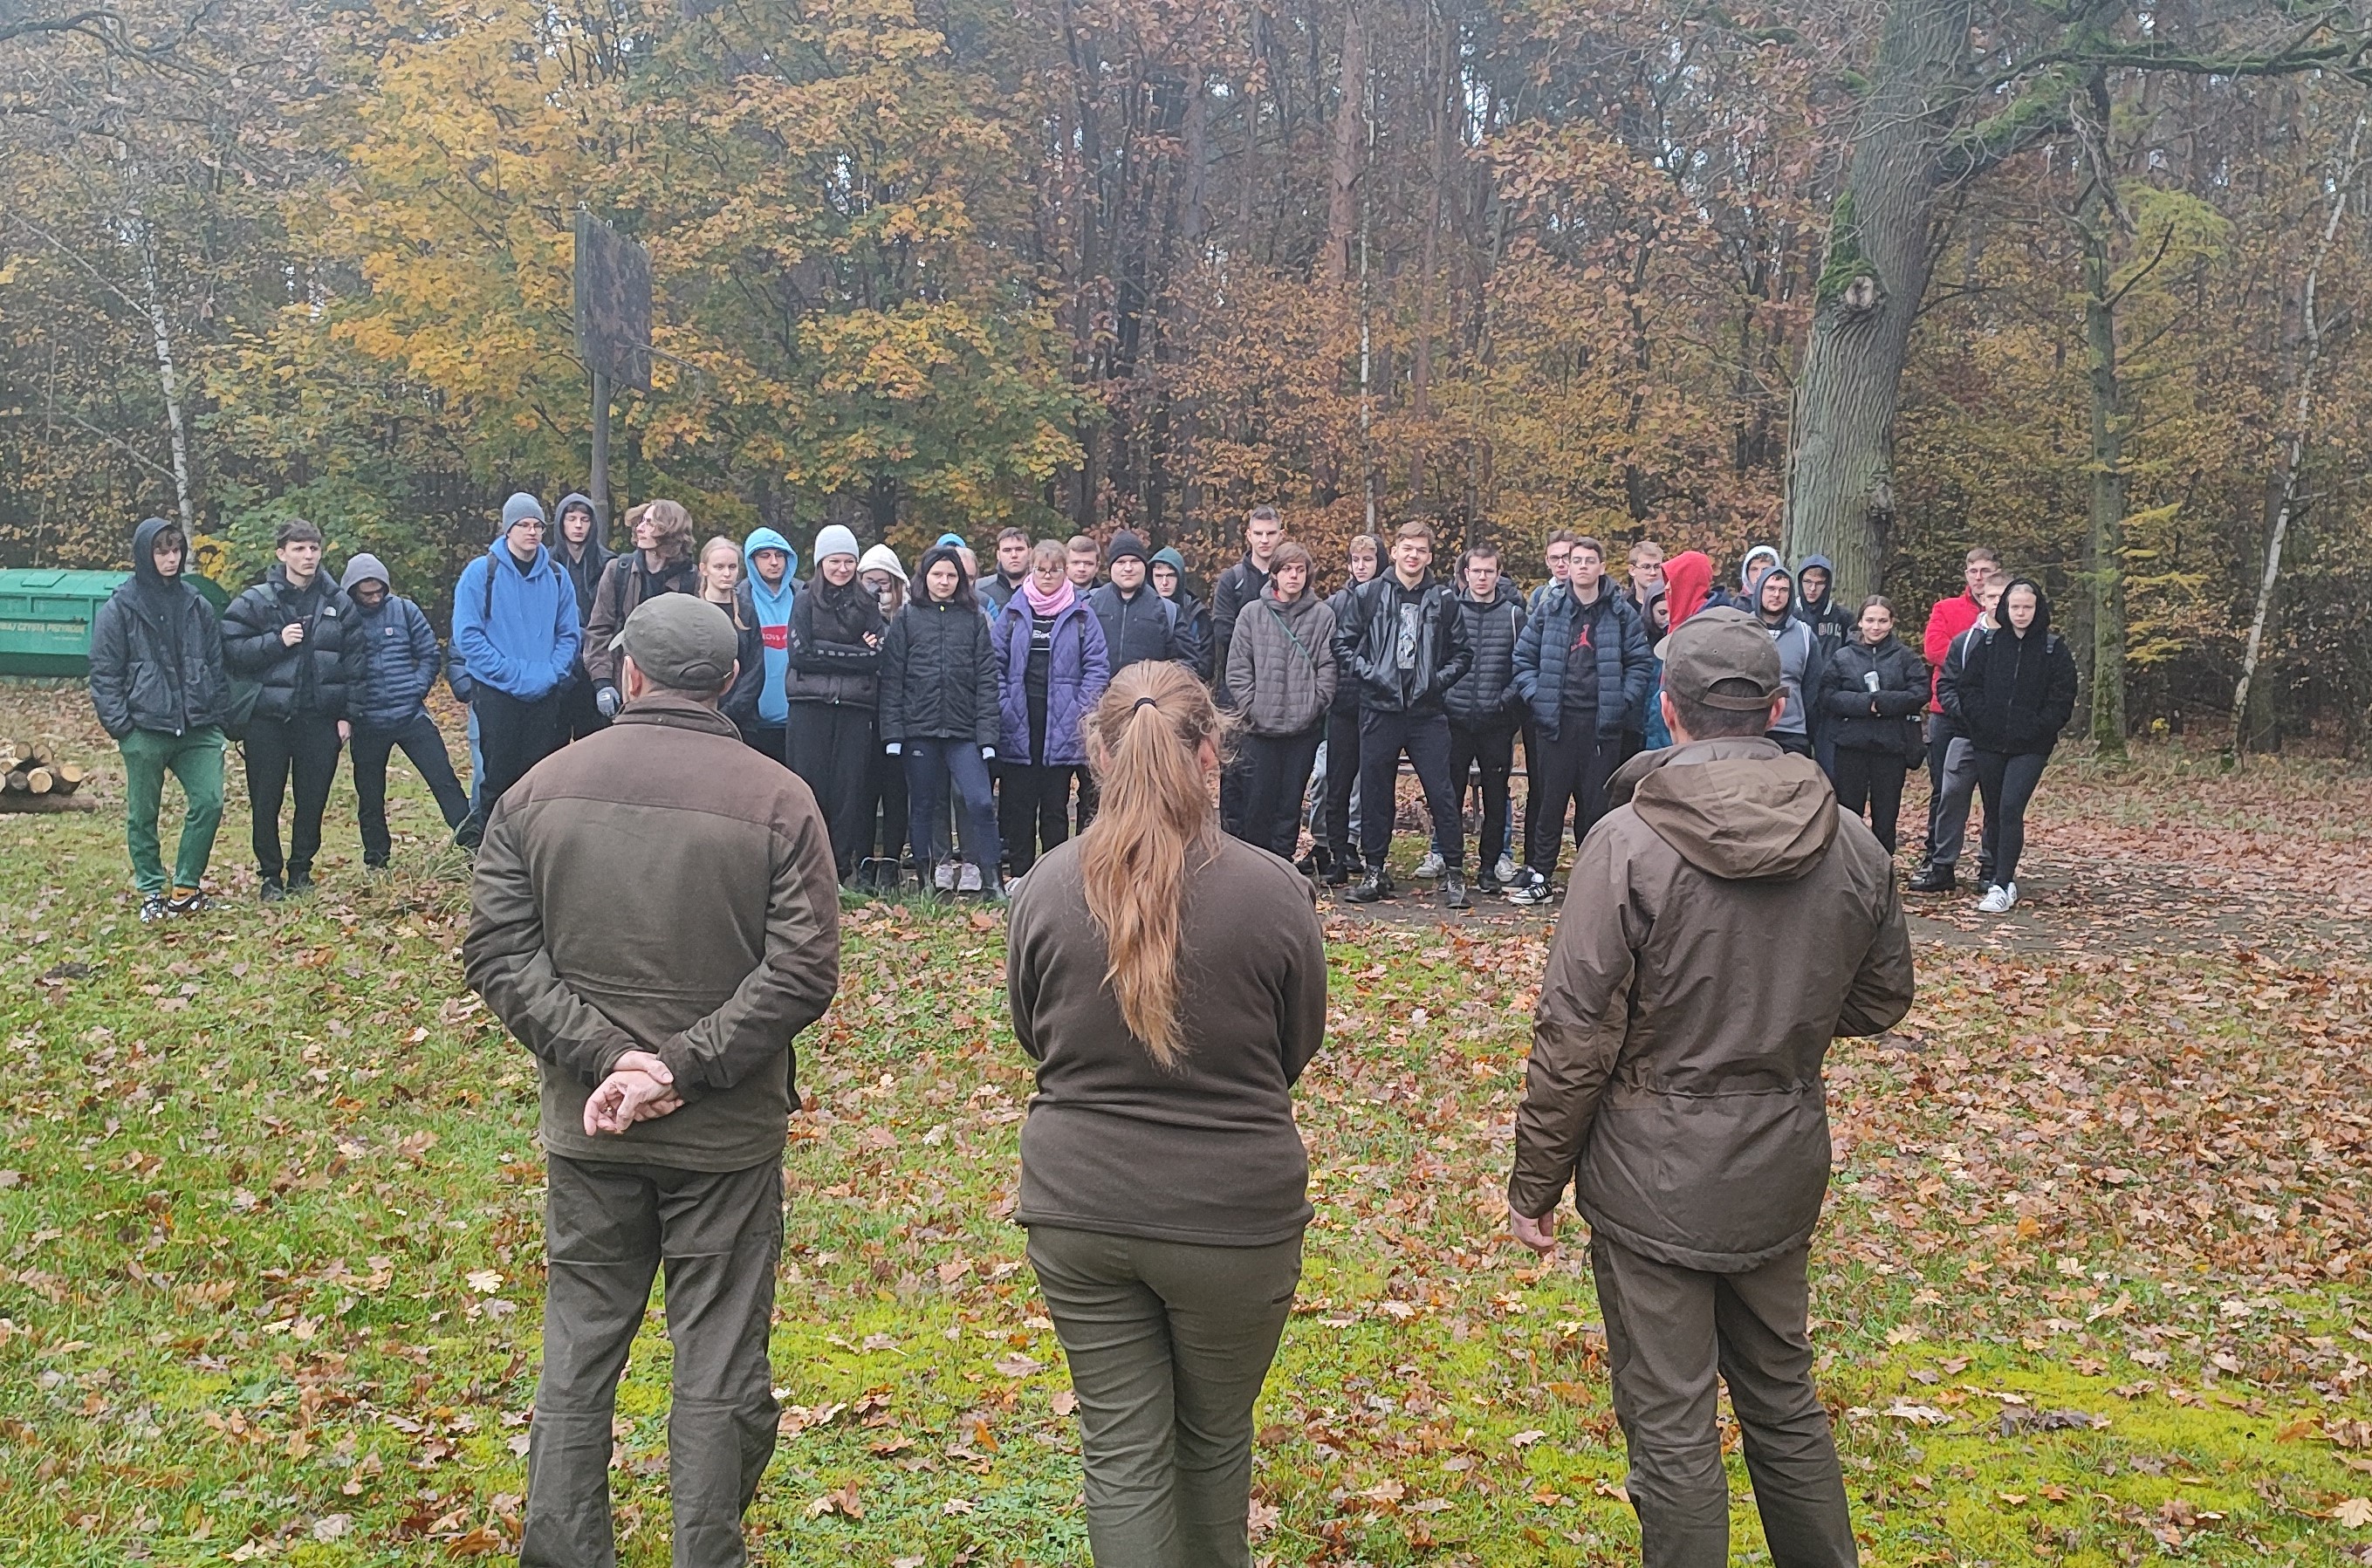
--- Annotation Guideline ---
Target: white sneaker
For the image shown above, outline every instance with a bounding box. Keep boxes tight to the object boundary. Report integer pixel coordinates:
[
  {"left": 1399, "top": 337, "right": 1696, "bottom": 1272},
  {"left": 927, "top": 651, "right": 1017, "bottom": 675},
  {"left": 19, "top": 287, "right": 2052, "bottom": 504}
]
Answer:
[
  {"left": 1494, "top": 854, "right": 1518, "bottom": 887},
  {"left": 934, "top": 861, "right": 956, "bottom": 892},
  {"left": 1977, "top": 882, "right": 2018, "bottom": 914},
  {"left": 1415, "top": 851, "right": 1446, "bottom": 880},
  {"left": 958, "top": 861, "right": 984, "bottom": 893}
]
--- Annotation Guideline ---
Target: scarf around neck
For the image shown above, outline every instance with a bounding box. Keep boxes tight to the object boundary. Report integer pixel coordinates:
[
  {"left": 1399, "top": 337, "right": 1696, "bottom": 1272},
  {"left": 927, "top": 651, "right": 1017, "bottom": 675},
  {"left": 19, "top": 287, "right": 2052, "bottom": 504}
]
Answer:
[{"left": 1021, "top": 577, "right": 1075, "bottom": 618}]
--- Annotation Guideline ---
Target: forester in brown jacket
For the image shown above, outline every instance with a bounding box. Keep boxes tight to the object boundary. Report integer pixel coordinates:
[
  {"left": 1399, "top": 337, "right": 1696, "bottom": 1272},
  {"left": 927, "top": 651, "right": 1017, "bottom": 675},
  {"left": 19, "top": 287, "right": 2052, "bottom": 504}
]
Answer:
[
  {"left": 1507, "top": 606, "right": 1914, "bottom": 1568},
  {"left": 466, "top": 593, "right": 841, "bottom": 1568}
]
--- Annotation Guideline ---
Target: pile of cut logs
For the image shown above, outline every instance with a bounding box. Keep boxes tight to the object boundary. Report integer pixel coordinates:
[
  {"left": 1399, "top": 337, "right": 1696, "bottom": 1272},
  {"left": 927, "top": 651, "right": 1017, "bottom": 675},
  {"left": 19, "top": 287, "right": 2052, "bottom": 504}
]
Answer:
[{"left": 1, "top": 740, "right": 88, "bottom": 805}]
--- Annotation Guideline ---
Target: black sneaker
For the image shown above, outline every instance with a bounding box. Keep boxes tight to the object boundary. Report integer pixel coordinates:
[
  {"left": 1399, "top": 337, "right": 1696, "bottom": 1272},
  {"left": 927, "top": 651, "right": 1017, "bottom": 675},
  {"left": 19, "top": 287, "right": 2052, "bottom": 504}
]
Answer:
[
  {"left": 363, "top": 855, "right": 388, "bottom": 873},
  {"left": 287, "top": 868, "right": 314, "bottom": 895},
  {"left": 166, "top": 889, "right": 209, "bottom": 917},
  {"left": 1476, "top": 874, "right": 1504, "bottom": 896},
  {"left": 139, "top": 894, "right": 169, "bottom": 924},
  {"left": 1343, "top": 869, "right": 1394, "bottom": 904},
  {"left": 452, "top": 816, "right": 484, "bottom": 852},
  {"left": 1907, "top": 862, "right": 1956, "bottom": 894},
  {"left": 259, "top": 876, "right": 287, "bottom": 903},
  {"left": 1505, "top": 872, "right": 1553, "bottom": 907},
  {"left": 1440, "top": 874, "right": 1471, "bottom": 911},
  {"left": 1323, "top": 858, "right": 1359, "bottom": 888}
]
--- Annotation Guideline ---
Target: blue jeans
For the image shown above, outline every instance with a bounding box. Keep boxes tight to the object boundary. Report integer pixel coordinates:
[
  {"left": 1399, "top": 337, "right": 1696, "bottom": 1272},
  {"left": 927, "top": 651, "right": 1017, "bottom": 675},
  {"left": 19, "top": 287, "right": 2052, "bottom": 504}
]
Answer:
[{"left": 905, "top": 740, "right": 999, "bottom": 876}]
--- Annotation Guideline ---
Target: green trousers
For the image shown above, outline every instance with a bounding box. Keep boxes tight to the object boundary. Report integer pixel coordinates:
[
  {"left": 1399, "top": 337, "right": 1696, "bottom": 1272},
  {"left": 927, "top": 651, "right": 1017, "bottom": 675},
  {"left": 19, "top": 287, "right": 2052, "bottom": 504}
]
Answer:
[
  {"left": 1591, "top": 1236, "right": 1858, "bottom": 1568},
  {"left": 1027, "top": 1225, "right": 1302, "bottom": 1568},
  {"left": 118, "top": 727, "right": 225, "bottom": 895},
  {"left": 523, "top": 1155, "right": 783, "bottom": 1568}
]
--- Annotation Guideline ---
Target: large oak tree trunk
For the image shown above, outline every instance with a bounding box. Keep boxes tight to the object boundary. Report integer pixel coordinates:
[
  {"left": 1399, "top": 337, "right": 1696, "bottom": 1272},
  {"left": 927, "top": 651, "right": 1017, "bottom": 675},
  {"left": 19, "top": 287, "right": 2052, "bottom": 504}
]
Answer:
[{"left": 1782, "top": 0, "right": 1971, "bottom": 606}]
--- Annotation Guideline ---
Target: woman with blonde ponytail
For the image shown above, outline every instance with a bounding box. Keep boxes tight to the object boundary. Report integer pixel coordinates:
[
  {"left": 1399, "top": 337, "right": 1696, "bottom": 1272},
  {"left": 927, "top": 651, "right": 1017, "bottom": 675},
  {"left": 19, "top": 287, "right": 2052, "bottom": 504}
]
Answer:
[{"left": 1006, "top": 660, "right": 1328, "bottom": 1567}]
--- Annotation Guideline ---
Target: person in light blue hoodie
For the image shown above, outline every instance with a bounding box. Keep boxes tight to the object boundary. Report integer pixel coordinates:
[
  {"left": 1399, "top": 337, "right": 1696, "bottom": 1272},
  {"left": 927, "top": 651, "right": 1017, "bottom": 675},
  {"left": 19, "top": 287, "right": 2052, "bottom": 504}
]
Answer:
[
  {"left": 452, "top": 493, "right": 580, "bottom": 845},
  {"left": 736, "top": 527, "right": 801, "bottom": 763}
]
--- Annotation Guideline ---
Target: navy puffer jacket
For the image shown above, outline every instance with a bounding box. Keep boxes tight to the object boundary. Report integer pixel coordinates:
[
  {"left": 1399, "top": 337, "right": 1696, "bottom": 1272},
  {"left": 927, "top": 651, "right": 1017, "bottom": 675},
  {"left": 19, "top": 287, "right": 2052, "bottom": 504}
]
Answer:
[
  {"left": 1511, "top": 582, "right": 1653, "bottom": 740},
  {"left": 347, "top": 593, "right": 443, "bottom": 729}
]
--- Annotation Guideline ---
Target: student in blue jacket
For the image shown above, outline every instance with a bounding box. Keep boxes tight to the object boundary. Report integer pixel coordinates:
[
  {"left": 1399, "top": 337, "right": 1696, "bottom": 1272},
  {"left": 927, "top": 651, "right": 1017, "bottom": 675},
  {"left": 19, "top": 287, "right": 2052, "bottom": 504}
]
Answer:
[
  {"left": 341, "top": 553, "right": 470, "bottom": 866},
  {"left": 451, "top": 493, "right": 580, "bottom": 844}
]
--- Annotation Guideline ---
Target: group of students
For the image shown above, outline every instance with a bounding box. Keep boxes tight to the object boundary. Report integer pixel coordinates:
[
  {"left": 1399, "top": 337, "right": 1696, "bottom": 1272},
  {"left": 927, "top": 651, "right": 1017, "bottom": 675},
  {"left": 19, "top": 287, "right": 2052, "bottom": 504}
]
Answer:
[
  {"left": 88, "top": 490, "right": 2074, "bottom": 921},
  {"left": 1280, "top": 530, "right": 2078, "bottom": 915}
]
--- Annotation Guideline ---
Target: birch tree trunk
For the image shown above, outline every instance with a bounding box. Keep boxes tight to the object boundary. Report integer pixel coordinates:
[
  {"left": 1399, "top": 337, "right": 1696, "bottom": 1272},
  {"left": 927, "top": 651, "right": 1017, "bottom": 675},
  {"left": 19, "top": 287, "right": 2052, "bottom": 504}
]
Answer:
[
  {"left": 1780, "top": 0, "right": 1971, "bottom": 606},
  {"left": 2230, "top": 108, "right": 2368, "bottom": 760},
  {"left": 134, "top": 220, "right": 195, "bottom": 532}
]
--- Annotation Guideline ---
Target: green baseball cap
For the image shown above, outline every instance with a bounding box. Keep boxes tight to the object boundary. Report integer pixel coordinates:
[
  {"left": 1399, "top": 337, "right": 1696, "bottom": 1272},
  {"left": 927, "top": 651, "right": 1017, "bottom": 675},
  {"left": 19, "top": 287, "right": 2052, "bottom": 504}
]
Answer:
[{"left": 614, "top": 594, "right": 740, "bottom": 690}]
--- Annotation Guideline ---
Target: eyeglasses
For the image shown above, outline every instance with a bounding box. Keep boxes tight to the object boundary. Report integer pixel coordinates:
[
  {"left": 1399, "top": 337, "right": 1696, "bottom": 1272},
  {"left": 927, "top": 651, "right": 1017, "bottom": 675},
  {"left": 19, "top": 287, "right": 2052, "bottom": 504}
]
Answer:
[{"left": 511, "top": 519, "right": 546, "bottom": 531}]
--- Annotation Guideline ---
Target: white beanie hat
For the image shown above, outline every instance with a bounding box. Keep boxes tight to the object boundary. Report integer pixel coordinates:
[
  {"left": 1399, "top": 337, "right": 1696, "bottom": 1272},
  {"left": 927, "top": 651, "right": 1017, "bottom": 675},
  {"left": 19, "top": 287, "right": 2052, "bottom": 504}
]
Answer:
[
  {"left": 813, "top": 524, "right": 860, "bottom": 564},
  {"left": 858, "top": 543, "right": 908, "bottom": 584}
]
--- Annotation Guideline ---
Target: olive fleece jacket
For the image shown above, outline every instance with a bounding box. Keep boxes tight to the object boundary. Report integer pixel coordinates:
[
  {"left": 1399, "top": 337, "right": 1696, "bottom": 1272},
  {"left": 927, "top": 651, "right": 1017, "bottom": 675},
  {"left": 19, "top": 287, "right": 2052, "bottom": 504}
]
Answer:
[
  {"left": 1509, "top": 736, "right": 1914, "bottom": 1271},
  {"left": 1007, "top": 833, "right": 1328, "bottom": 1247},
  {"left": 464, "top": 692, "right": 842, "bottom": 1170}
]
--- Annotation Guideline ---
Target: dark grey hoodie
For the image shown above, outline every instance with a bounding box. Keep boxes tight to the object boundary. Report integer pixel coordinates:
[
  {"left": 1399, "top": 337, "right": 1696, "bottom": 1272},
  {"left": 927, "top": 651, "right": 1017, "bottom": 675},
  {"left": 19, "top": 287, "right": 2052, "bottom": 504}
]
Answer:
[{"left": 548, "top": 492, "right": 611, "bottom": 622}]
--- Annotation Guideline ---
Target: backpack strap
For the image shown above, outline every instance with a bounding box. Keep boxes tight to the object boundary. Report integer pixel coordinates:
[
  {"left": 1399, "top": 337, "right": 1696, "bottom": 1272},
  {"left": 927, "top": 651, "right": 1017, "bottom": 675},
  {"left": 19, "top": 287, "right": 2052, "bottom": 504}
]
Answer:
[{"left": 1264, "top": 600, "right": 1318, "bottom": 670}]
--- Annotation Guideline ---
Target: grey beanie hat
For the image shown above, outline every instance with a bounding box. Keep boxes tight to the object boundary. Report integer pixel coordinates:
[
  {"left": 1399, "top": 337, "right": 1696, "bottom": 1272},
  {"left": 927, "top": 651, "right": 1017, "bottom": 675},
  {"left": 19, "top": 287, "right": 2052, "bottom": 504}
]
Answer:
[{"left": 497, "top": 491, "right": 546, "bottom": 538}]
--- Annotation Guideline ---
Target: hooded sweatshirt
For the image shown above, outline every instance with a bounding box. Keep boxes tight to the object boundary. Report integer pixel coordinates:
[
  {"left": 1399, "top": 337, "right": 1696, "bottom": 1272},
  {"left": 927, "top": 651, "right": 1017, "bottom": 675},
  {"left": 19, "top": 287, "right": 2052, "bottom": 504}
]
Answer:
[
  {"left": 1949, "top": 578, "right": 2078, "bottom": 757},
  {"left": 1662, "top": 551, "right": 1715, "bottom": 628},
  {"left": 1748, "top": 565, "right": 1821, "bottom": 738},
  {"left": 452, "top": 538, "right": 580, "bottom": 702},
  {"left": 548, "top": 493, "right": 612, "bottom": 624},
  {"left": 1792, "top": 553, "right": 1853, "bottom": 654},
  {"left": 1730, "top": 544, "right": 1781, "bottom": 610},
  {"left": 88, "top": 517, "right": 229, "bottom": 738},
  {"left": 741, "top": 528, "right": 802, "bottom": 726},
  {"left": 1509, "top": 736, "right": 1914, "bottom": 1270}
]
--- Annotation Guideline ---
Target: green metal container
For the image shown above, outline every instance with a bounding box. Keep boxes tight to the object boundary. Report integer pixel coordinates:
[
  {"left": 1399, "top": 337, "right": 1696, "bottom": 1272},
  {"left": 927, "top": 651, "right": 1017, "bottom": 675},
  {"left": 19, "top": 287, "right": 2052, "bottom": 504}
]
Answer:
[{"left": 0, "top": 568, "right": 229, "bottom": 676}]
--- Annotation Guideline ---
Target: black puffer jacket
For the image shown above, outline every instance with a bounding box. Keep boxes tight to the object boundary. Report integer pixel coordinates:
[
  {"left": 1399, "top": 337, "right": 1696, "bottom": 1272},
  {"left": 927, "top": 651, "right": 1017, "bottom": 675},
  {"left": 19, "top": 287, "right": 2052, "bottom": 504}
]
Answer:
[
  {"left": 879, "top": 590, "right": 1000, "bottom": 747},
  {"left": 221, "top": 564, "right": 356, "bottom": 723},
  {"left": 88, "top": 517, "right": 230, "bottom": 738},
  {"left": 785, "top": 578, "right": 887, "bottom": 707},
  {"left": 1323, "top": 579, "right": 1368, "bottom": 716},
  {"left": 1818, "top": 636, "right": 1928, "bottom": 755},
  {"left": 1333, "top": 572, "right": 1474, "bottom": 716},
  {"left": 1443, "top": 581, "right": 1525, "bottom": 731}
]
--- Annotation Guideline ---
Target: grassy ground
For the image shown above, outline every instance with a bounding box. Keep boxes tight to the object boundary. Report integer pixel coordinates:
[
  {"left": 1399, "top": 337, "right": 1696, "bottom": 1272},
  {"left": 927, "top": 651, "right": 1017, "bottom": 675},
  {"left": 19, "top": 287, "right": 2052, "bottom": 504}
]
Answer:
[{"left": 2, "top": 682, "right": 2369, "bottom": 1565}]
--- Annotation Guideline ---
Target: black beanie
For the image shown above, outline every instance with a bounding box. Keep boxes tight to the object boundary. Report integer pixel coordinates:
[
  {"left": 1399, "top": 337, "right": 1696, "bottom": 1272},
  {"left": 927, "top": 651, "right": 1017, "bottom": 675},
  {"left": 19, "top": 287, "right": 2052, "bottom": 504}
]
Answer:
[{"left": 1107, "top": 531, "right": 1148, "bottom": 567}]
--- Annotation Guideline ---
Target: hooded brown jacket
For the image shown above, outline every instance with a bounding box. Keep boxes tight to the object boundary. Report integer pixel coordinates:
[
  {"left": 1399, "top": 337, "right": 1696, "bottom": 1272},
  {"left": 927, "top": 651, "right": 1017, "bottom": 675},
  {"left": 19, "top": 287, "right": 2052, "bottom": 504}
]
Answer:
[
  {"left": 464, "top": 692, "right": 841, "bottom": 1170},
  {"left": 1508, "top": 736, "right": 1914, "bottom": 1270}
]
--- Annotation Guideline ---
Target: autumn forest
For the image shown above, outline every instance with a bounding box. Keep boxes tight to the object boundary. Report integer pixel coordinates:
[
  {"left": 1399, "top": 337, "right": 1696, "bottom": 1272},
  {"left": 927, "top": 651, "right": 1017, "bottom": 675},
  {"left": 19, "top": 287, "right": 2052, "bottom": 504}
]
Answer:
[{"left": 3, "top": 0, "right": 2370, "bottom": 752}]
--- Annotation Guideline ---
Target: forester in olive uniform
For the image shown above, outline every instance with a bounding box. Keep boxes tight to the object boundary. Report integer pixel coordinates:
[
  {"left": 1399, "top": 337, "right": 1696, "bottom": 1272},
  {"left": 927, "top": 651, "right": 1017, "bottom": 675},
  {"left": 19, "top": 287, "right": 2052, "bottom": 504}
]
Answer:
[
  {"left": 466, "top": 594, "right": 841, "bottom": 1568},
  {"left": 1507, "top": 606, "right": 1915, "bottom": 1568}
]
